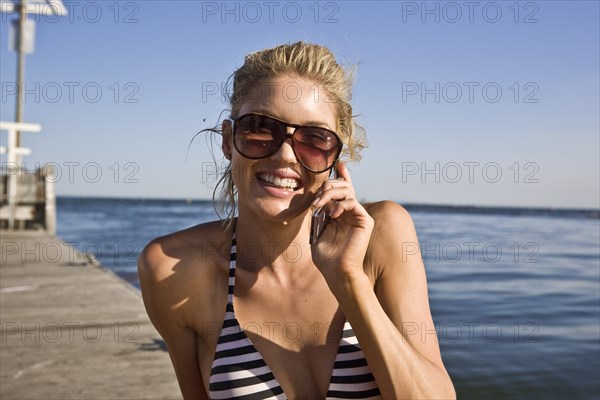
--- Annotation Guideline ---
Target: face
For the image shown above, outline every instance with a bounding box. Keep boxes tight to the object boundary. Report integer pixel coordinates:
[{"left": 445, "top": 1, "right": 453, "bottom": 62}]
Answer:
[{"left": 222, "top": 74, "right": 338, "bottom": 223}]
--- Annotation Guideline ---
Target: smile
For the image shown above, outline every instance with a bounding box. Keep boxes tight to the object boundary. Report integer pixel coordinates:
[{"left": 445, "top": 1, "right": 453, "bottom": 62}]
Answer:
[{"left": 256, "top": 173, "right": 301, "bottom": 191}]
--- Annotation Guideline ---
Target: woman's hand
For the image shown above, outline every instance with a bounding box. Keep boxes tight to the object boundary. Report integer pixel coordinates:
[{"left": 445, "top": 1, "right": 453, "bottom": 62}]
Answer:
[{"left": 310, "top": 162, "right": 374, "bottom": 285}]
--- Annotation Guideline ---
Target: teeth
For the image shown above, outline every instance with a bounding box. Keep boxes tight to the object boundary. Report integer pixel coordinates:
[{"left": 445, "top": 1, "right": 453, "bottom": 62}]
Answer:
[{"left": 259, "top": 173, "right": 299, "bottom": 190}]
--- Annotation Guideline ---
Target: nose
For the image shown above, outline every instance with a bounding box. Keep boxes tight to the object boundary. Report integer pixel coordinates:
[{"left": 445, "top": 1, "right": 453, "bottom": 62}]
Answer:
[{"left": 269, "top": 129, "right": 297, "bottom": 164}]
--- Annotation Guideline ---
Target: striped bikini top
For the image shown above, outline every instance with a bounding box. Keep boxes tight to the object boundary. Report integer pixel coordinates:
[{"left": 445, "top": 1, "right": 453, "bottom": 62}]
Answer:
[{"left": 208, "top": 234, "right": 381, "bottom": 400}]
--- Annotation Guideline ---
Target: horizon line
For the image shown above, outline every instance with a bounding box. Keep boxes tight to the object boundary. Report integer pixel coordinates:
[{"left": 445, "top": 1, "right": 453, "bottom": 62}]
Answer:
[{"left": 55, "top": 194, "right": 600, "bottom": 213}]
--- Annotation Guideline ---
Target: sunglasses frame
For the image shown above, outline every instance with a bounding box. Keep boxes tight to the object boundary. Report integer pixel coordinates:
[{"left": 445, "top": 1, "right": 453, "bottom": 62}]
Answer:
[{"left": 231, "top": 113, "right": 343, "bottom": 173}]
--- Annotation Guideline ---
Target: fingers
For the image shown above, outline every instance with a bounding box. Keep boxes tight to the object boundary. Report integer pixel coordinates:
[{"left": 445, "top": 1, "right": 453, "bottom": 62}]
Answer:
[
  {"left": 313, "top": 189, "right": 362, "bottom": 220},
  {"left": 336, "top": 161, "right": 352, "bottom": 182},
  {"left": 311, "top": 162, "right": 361, "bottom": 219},
  {"left": 328, "top": 198, "right": 358, "bottom": 219},
  {"left": 312, "top": 180, "right": 353, "bottom": 205},
  {"left": 318, "top": 164, "right": 354, "bottom": 197}
]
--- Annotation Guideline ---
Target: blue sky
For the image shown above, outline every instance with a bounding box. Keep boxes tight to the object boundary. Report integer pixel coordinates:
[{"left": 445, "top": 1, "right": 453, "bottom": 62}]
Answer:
[{"left": 1, "top": 1, "right": 598, "bottom": 208}]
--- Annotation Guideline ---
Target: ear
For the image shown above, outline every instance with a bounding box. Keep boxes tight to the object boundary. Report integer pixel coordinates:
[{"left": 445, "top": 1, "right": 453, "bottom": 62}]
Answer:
[{"left": 222, "top": 119, "right": 233, "bottom": 161}]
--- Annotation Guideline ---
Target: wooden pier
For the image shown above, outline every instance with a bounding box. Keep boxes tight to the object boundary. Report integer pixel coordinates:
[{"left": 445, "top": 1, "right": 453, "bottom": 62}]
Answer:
[{"left": 0, "top": 231, "right": 182, "bottom": 399}]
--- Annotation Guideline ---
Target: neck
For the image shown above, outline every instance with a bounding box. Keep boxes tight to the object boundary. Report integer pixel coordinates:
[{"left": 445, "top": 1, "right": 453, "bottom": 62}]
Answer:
[{"left": 234, "top": 209, "right": 313, "bottom": 274}]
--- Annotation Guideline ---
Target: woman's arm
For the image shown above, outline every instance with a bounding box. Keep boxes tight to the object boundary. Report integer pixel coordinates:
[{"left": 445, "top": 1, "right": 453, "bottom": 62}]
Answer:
[
  {"left": 138, "top": 240, "right": 208, "bottom": 400},
  {"left": 346, "top": 202, "right": 455, "bottom": 399},
  {"left": 312, "top": 164, "right": 455, "bottom": 399}
]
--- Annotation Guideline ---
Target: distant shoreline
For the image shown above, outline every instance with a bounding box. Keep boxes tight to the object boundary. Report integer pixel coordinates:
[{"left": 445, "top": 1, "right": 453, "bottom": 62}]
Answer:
[{"left": 56, "top": 196, "right": 599, "bottom": 219}]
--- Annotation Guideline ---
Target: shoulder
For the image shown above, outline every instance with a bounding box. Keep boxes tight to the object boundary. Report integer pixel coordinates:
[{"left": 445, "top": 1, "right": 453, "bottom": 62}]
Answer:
[
  {"left": 139, "top": 221, "right": 228, "bottom": 275},
  {"left": 364, "top": 201, "right": 418, "bottom": 242},
  {"left": 364, "top": 200, "right": 413, "bottom": 223},
  {"left": 362, "top": 201, "right": 421, "bottom": 279},
  {"left": 138, "top": 220, "right": 232, "bottom": 329},
  {"left": 139, "top": 219, "right": 231, "bottom": 282}
]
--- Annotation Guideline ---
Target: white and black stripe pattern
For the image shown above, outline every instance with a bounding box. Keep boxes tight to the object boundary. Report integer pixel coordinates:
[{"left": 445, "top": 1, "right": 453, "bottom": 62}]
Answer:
[
  {"left": 208, "top": 234, "right": 381, "bottom": 400},
  {"left": 325, "top": 323, "right": 381, "bottom": 399}
]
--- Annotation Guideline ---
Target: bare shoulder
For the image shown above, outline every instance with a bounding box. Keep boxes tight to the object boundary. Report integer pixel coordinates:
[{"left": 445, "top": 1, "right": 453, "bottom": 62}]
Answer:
[
  {"left": 139, "top": 219, "right": 231, "bottom": 282},
  {"left": 363, "top": 200, "right": 418, "bottom": 247},
  {"left": 364, "top": 200, "right": 415, "bottom": 228},
  {"left": 362, "top": 201, "right": 420, "bottom": 279},
  {"left": 138, "top": 220, "right": 232, "bottom": 332}
]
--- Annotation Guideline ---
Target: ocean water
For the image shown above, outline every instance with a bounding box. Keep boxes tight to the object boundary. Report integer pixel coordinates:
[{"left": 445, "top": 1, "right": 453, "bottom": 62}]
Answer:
[{"left": 55, "top": 197, "right": 600, "bottom": 399}]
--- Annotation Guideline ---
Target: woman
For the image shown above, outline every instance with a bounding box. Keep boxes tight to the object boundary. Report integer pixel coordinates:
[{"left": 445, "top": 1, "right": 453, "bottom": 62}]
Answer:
[{"left": 139, "top": 42, "right": 455, "bottom": 400}]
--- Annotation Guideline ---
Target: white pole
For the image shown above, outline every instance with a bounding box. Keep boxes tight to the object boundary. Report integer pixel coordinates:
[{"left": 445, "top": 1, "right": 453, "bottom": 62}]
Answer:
[
  {"left": 7, "top": 125, "right": 18, "bottom": 229},
  {"left": 44, "top": 164, "right": 56, "bottom": 234},
  {"left": 15, "top": 0, "right": 25, "bottom": 148}
]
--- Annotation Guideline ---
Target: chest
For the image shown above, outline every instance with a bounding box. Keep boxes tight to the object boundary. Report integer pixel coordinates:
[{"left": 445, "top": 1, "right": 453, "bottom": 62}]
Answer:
[
  {"left": 238, "top": 275, "right": 347, "bottom": 396},
  {"left": 210, "top": 306, "right": 364, "bottom": 399},
  {"left": 207, "top": 302, "right": 381, "bottom": 399},
  {"left": 205, "top": 268, "right": 348, "bottom": 397}
]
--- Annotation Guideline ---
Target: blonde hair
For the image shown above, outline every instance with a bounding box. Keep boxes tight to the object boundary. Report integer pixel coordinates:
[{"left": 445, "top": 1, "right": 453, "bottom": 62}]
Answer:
[{"left": 213, "top": 41, "right": 366, "bottom": 228}]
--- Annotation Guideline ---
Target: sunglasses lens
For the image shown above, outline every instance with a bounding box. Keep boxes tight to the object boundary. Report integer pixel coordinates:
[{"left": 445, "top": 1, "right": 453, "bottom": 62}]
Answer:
[
  {"left": 234, "top": 115, "right": 285, "bottom": 158},
  {"left": 294, "top": 128, "right": 340, "bottom": 172},
  {"left": 234, "top": 114, "right": 341, "bottom": 172}
]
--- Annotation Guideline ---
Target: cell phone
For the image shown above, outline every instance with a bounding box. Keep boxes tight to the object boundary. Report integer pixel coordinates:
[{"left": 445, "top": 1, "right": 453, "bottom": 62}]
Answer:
[{"left": 310, "top": 167, "right": 338, "bottom": 245}]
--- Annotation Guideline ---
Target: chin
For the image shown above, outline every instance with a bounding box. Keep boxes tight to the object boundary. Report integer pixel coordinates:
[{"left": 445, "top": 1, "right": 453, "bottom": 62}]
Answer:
[{"left": 248, "top": 196, "right": 310, "bottom": 222}]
